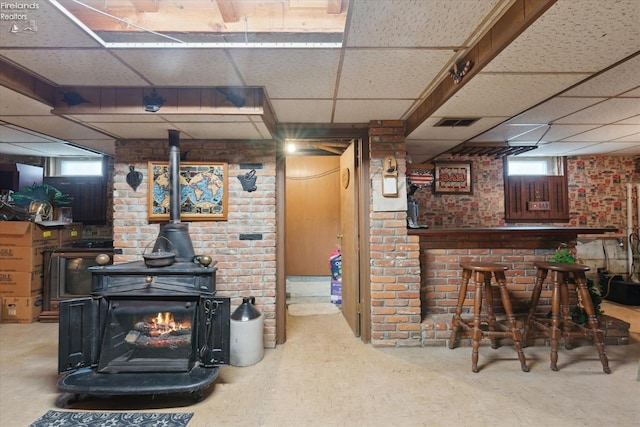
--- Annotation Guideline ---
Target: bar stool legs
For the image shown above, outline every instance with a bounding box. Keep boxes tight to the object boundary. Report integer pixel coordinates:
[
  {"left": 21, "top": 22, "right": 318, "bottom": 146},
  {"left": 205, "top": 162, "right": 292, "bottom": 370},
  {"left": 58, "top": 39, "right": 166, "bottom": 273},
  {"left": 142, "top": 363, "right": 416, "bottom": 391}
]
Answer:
[
  {"left": 524, "top": 261, "right": 610, "bottom": 374},
  {"left": 449, "top": 262, "right": 529, "bottom": 373}
]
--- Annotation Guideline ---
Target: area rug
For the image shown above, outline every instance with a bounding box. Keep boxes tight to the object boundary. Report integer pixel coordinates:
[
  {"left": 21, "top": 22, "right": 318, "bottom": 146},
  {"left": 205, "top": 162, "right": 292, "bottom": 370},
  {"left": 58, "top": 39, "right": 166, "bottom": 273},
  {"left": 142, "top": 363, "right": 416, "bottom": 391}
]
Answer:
[
  {"left": 288, "top": 302, "right": 340, "bottom": 316},
  {"left": 29, "top": 410, "right": 193, "bottom": 427}
]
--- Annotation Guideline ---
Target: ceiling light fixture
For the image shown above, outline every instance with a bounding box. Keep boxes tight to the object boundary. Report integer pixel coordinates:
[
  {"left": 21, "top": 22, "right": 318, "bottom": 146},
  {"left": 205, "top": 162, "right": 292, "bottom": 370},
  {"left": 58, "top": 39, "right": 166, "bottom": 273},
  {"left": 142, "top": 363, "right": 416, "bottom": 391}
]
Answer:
[{"left": 143, "top": 89, "right": 165, "bottom": 113}]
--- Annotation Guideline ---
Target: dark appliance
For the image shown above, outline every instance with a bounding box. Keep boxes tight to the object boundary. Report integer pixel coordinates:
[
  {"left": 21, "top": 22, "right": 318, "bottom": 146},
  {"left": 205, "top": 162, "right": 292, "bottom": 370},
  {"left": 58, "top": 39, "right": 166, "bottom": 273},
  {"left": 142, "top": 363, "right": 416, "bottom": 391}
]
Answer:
[
  {"left": 57, "top": 130, "right": 230, "bottom": 403},
  {"left": 40, "top": 246, "right": 115, "bottom": 322}
]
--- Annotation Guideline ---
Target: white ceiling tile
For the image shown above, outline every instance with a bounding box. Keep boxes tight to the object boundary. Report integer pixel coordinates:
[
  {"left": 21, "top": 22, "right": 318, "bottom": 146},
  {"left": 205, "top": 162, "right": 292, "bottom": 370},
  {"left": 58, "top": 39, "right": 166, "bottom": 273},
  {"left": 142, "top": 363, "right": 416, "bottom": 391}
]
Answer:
[
  {"left": 613, "top": 132, "right": 640, "bottom": 142},
  {"left": 611, "top": 115, "right": 640, "bottom": 125},
  {"left": 485, "top": 0, "right": 640, "bottom": 73},
  {"left": 409, "top": 117, "right": 506, "bottom": 141},
  {"left": 621, "top": 87, "right": 640, "bottom": 97},
  {"left": 435, "top": 74, "right": 590, "bottom": 117},
  {"left": 252, "top": 121, "right": 273, "bottom": 139},
  {"left": 562, "top": 54, "right": 640, "bottom": 97},
  {"left": 334, "top": 100, "right": 414, "bottom": 123},
  {"left": 525, "top": 142, "right": 600, "bottom": 156},
  {"left": 86, "top": 122, "right": 181, "bottom": 139},
  {"left": 158, "top": 115, "right": 254, "bottom": 123},
  {"left": 68, "top": 114, "right": 167, "bottom": 123},
  {"left": 5, "top": 115, "right": 108, "bottom": 139},
  {"left": 346, "top": 0, "right": 502, "bottom": 47},
  {"left": 405, "top": 140, "right": 461, "bottom": 162},
  {"left": 0, "top": 124, "right": 59, "bottom": 143},
  {"left": 0, "top": 50, "right": 149, "bottom": 86},
  {"left": 114, "top": 50, "right": 244, "bottom": 86},
  {"left": 230, "top": 49, "right": 341, "bottom": 98},
  {"left": 542, "top": 124, "right": 601, "bottom": 141},
  {"left": 554, "top": 98, "right": 640, "bottom": 124},
  {"left": 339, "top": 49, "right": 452, "bottom": 98},
  {"left": 609, "top": 144, "right": 640, "bottom": 155},
  {"left": 0, "top": 142, "right": 98, "bottom": 156},
  {"left": 508, "top": 97, "right": 606, "bottom": 125},
  {"left": 65, "top": 139, "right": 115, "bottom": 156},
  {"left": 271, "top": 100, "right": 334, "bottom": 123},
  {"left": 172, "top": 122, "right": 265, "bottom": 139},
  {"left": 566, "top": 141, "right": 640, "bottom": 155},
  {"left": 561, "top": 124, "right": 640, "bottom": 142},
  {"left": 469, "top": 124, "right": 546, "bottom": 143}
]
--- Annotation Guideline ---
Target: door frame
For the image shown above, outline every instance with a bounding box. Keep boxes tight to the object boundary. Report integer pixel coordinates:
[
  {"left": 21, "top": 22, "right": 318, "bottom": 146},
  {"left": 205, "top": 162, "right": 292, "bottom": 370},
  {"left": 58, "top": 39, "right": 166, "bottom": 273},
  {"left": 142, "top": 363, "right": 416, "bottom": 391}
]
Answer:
[{"left": 275, "top": 130, "right": 370, "bottom": 344}]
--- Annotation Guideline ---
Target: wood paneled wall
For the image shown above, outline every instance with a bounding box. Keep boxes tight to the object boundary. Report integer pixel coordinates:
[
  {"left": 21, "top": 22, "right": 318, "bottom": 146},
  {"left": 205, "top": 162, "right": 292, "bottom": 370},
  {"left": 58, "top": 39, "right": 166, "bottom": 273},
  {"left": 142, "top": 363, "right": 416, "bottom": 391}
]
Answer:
[{"left": 285, "top": 156, "right": 340, "bottom": 276}]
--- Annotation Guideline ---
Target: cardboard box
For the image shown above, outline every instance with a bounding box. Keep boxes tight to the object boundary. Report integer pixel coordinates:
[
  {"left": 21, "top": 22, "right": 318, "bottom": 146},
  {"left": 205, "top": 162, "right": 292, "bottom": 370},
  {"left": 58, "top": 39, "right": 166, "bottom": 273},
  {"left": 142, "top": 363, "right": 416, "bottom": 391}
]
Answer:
[
  {"left": 58, "top": 222, "right": 83, "bottom": 246},
  {"left": 0, "top": 245, "right": 49, "bottom": 273},
  {"left": 0, "top": 271, "right": 44, "bottom": 297},
  {"left": 1, "top": 295, "right": 43, "bottom": 323},
  {"left": 0, "top": 221, "right": 59, "bottom": 247}
]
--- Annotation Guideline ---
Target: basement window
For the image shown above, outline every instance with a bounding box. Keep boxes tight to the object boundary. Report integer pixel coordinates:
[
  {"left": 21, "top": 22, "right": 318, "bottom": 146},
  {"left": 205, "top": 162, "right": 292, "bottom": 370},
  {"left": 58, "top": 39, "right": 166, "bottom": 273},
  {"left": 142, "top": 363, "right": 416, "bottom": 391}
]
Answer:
[
  {"left": 506, "top": 157, "right": 564, "bottom": 176},
  {"left": 49, "top": 158, "right": 104, "bottom": 177}
]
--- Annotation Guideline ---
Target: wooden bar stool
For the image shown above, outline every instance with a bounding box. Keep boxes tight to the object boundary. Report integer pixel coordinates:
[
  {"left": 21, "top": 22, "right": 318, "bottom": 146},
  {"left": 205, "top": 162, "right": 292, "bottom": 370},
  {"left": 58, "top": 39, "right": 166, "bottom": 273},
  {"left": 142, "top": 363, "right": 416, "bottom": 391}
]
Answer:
[
  {"left": 449, "top": 262, "right": 529, "bottom": 373},
  {"left": 523, "top": 261, "right": 610, "bottom": 373}
]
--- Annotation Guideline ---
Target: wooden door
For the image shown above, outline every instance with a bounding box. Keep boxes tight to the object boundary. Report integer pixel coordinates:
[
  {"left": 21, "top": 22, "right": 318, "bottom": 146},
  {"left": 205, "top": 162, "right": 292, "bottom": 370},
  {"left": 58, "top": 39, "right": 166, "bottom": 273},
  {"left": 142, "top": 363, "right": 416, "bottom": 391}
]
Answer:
[
  {"left": 285, "top": 156, "right": 341, "bottom": 276},
  {"left": 340, "top": 142, "right": 360, "bottom": 336}
]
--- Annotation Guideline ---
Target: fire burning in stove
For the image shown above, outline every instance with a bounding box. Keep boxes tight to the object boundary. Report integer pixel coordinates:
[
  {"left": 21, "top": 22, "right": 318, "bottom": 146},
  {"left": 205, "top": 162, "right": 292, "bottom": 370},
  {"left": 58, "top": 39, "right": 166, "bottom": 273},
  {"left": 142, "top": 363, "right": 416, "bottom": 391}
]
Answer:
[{"left": 125, "top": 311, "right": 192, "bottom": 349}]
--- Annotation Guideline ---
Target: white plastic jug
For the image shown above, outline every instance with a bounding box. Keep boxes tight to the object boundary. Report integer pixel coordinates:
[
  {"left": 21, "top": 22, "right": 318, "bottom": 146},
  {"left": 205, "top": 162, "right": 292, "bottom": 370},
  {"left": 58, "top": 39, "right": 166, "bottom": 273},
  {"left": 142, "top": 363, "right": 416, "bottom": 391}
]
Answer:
[{"left": 230, "top": 296, "right": 264, "bottom": 366}]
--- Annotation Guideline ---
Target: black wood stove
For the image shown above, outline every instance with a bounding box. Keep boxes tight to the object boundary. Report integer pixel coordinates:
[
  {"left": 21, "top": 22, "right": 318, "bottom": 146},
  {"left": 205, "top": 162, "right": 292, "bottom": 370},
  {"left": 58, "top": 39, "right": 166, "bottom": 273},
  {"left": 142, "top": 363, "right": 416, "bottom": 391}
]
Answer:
[{"left": 57, "top": 130, "right": 230, "bottom": 402}]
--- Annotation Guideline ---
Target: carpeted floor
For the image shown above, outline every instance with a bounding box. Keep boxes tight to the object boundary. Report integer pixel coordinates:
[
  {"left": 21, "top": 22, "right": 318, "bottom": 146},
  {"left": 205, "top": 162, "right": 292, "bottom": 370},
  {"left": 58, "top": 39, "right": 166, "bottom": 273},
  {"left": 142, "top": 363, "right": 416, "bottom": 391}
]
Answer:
[
  {"left": 1, "top": 300, "right": 638, "bottom": 427},
  {"left": 287, "top": 302, "right": 340, "bottom": 316},
  {"left": 29, "top": 410, "right": 193, "bottom": 427}
]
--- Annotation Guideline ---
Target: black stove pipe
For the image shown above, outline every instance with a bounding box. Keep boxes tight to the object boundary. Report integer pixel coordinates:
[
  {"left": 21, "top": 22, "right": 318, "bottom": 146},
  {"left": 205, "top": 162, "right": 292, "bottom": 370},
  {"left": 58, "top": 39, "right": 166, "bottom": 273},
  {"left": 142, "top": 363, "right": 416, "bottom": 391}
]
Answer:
[
  {"left": 152, "top": 130, "right": 196, "bottom": 262},
  {"left": 168, "top": 129, "right": 181, "bottom": 223}
]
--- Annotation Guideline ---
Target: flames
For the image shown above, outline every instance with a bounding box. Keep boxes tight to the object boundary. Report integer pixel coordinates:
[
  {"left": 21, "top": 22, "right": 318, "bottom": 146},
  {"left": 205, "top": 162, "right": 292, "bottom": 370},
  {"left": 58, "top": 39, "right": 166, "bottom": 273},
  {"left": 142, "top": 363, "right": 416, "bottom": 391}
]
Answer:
[{"left": 148, "top": 312, "right": 190, "bottom": 335}]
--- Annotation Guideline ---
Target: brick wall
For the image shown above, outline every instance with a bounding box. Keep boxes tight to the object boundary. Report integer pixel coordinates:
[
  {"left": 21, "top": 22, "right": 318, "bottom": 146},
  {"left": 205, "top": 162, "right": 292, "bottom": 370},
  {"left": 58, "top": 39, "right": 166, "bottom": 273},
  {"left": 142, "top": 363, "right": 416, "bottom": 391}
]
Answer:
[
  {"left": 417, "top": 235, "right": 629, "bottom": 346},
  {"left": 416, "top": 155, "right": 638, "bottom": 229},
  {"left": 368, "top": 121, "right": 422, "bottom": 347},
  {"left": 114, "top": 138, "right": 278, "bottom": 348}
]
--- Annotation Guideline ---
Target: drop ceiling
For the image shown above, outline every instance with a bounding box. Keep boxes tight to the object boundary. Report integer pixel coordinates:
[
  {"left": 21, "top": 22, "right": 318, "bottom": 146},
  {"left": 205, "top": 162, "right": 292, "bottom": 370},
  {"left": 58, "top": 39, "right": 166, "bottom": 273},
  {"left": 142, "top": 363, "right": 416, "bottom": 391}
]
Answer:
[{"left": 0, "top": 0, "right": 638, "bottom": 161}]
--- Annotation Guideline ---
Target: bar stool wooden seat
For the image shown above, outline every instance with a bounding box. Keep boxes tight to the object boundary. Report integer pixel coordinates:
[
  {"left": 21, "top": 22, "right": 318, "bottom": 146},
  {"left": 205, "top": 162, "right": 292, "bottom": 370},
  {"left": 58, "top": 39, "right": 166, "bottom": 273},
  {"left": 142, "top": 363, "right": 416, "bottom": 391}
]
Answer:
[
  {"left": 449, "top": 261, "right": 529, "bottom": 373},
  {"left": 523, "top": 261, "right": 610, "bottom": 373}
]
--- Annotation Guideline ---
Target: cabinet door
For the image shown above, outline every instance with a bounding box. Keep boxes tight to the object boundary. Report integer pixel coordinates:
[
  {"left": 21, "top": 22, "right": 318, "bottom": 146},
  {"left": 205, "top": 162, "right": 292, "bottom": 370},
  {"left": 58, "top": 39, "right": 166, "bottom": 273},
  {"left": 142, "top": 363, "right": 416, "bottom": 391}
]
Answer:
[
  {"left": 45, "top": 176, "right": 106, "bottom": 223},
  {"left": 504, "top": 175, "right": 568, "bottom": 222},
  {"left": 58, "top": 297, "right": 100, "bottom": 373}
]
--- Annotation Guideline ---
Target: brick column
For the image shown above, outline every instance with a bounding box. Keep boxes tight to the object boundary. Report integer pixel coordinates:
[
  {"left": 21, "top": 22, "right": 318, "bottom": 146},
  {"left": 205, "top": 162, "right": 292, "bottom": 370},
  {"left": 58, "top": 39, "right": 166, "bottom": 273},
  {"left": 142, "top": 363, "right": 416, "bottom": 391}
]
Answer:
[{"left": 368, "top": 120, "right": 422, "bottom": 347}]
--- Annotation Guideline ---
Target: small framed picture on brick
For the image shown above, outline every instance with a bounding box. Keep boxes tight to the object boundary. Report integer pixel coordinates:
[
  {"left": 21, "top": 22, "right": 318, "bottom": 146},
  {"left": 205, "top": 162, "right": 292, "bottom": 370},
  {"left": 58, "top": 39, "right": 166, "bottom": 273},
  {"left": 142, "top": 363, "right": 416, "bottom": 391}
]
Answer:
[{"left": 433, "top": 162, "right": 473, "bottom": 194}]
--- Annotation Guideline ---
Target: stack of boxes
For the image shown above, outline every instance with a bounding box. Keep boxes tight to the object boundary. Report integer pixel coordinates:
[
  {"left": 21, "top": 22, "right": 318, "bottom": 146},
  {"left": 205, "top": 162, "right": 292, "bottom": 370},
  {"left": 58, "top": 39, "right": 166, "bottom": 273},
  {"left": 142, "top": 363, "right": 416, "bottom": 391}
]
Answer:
[{"left": 0, "top": 222, "right": 59, "bottom": 323}]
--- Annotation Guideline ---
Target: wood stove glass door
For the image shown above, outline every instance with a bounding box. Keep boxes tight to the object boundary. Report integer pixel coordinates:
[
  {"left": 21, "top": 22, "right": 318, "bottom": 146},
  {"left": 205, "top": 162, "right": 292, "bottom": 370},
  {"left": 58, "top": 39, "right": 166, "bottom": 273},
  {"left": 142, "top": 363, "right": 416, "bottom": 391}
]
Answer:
[{"left": 97, "top": 298, "right": 197, "bottom": 373}]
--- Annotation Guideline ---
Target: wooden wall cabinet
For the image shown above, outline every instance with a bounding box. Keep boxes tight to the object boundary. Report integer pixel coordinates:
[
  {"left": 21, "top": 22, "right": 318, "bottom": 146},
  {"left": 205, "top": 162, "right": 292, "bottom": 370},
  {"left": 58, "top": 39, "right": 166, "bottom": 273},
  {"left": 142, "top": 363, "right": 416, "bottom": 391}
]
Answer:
[{"left": 504, "top": 175, "right": 569, "bottom": 222}]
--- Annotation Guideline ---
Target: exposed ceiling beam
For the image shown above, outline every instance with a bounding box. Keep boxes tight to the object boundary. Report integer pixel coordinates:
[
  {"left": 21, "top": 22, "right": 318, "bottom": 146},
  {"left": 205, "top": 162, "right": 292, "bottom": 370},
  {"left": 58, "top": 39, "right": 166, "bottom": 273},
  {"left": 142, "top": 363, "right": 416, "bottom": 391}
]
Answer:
[
  {"left": 216, "top": 0, "right": 240, "bottom": 23},
  {"left": 309, "top": 143, "right": 345, "bottom": 155},
  {"left": 405, "top": 0, "right": 558, "bottom": 136},
  {"left": 0, "top": 58, "right": 56, "bottom": 106},
  {"left": 129, "top": 0, "right": 158, "bottom": 13},
  {"left": 327, "top": 0, "right": 343, "bottom": 15},
  {"left": 50, "top": 86, "right": 269, "bottom": 115}
]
